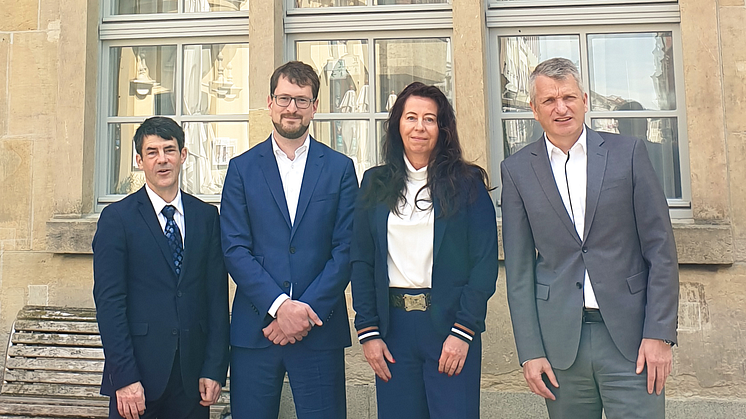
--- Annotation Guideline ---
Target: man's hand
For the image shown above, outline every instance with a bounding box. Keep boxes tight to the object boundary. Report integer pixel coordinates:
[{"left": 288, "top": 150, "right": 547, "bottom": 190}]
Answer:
[
  {"left": 263, "top": 319, "right": 290, "bottom": 345},
  {"left": 276, "top": 300, "right": 322, "bottom": 343},
  {"left": 522, "top": 357, "right": 558, "bottom": 400},
  {"left": 362, "top": 339, "right": 395, "bottom": 382},
  {"left": 438, "top": 336, "right": 469, "bottom": 376},
  {"left": 115, "top": 381, "right": 146, "bottom": 419},
  {"left": 199, "top": 378, "right": 222, "bottom": 407},
  {"left": 636, "top": 338, "right": 673, "bottom": 395}
]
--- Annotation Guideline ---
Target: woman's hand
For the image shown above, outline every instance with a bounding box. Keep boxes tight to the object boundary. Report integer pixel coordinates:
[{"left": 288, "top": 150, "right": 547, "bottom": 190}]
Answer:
[
  {"left": 362, "top": 339, "right": 395, "bottom": 382},
  {"left": 438, "top": 335, "right": 469, "bottom": 376}
]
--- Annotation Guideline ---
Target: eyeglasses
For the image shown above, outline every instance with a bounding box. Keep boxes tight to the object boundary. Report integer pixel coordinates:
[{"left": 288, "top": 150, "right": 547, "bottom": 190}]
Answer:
[{"left": 271, "top": 95, "right": 315, "bottom": 109}]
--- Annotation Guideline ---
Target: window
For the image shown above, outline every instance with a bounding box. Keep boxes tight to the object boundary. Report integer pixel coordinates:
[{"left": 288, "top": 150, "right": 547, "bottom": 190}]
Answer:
[
  {"left": 286, "top": 2, "right": 454, "bottom": 179},
  {"left": 97, "top": 0, "right": 249, "bottom": 205},
  {"left": 487, "top": 1, "right": 690, "bottom": 216}
]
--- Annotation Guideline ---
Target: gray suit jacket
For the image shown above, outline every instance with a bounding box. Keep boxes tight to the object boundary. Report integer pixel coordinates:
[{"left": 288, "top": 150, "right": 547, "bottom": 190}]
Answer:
[{"left": 500, "top": 127, "right": 679, "bottom": 370}]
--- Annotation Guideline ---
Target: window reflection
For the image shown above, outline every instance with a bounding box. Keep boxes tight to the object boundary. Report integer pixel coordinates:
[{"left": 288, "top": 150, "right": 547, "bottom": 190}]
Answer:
[
  {"left": 295, "top": 0, "right": 447, "bottom": 7},
  {"left": 113, "top": 0, "right": 178, "bottom": 14},
  {"left": 185, "top": 0, "right": 248, "bottom": 12},
  {"left": 375, "top": 38, "right": 452, "bottom": 112},
  {"left": 110, "top": 46, "right": 177, "bottom": 117},
  {"left": 588, "top": 32, "right": 675, "bottom": 111},
  {"left": 311, "top": 120, "right": 378, "bottom": 180},
  {"left": 183, "top": 44, "right": 249, "bottom": 115},
  {"left": 502, "top": 119, "right": 543, "bottom": 157}
]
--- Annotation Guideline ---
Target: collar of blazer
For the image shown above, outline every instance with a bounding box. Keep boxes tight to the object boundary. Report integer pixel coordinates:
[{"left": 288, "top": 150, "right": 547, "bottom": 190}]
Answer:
[
  {"left": 136, "top": 186, "right": 197, "bottom": 282},
  {"left": 374, "top": 193, "right": 447, "bottom": 263},
  {"left": 257, "top": 135, "right": 326, "bottom": 240},
  {"left": 529, "top": 127, "right": 608, "bottom": 244}
]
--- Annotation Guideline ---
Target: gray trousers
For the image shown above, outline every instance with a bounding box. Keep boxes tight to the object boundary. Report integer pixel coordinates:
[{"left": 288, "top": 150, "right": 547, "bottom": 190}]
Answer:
[{"left": 544, "top": 319, "right": 665, "bottom": 419}]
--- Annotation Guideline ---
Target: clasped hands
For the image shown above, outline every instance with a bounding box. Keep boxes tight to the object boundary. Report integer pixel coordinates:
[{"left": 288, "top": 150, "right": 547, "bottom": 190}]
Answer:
[{"left": 262, "top": 299, "right": 322, "bottom": 345}]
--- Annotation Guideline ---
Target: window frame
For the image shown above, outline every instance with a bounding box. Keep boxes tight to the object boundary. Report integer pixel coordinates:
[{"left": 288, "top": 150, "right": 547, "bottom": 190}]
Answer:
[{"left": 487, "top": 23, "right": 691, "bottom": 218}]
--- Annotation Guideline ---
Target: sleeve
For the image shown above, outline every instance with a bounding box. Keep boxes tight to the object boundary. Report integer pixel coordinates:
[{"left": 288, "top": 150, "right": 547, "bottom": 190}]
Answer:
[
  {"left": 500, "top": 161, "right": 547, "bottom": 364},
  {"left": 92, "top": 205, "right": 141, "bottom": 391},
  {"left": 199, "top": 208, "right": 230, "bottom": 385},
  {"left": 631, "top": 138, "right": 679, "bottom": 344},
  {"left": 296, "top": 158, "right": 359, "bottom": 320},
  {"left": 350, "top": 170, "right": 383, "bottom": 343},
  {"left": 450, "top": 179, "right": 499, "bottom": 343}
]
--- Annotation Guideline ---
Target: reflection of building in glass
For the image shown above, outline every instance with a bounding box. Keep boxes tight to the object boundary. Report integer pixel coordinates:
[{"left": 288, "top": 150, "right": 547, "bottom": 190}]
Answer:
[{"left": 500, "top": 36, "right": 539, "bottom": 112}]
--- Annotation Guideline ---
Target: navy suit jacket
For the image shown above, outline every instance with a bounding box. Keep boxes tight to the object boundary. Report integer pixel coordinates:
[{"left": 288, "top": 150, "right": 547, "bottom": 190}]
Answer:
[
  {"left": 92, "top": 187, "right": 230, "bottom": 400},
  {"left": 350, "top": 166, "right": 499, "bottom": 340},
  {"left": 220, "top": 136, "right": 358, "bottom": 349},
  {"left": 501, "top": 128, "right": 679, "bottom": 369}
]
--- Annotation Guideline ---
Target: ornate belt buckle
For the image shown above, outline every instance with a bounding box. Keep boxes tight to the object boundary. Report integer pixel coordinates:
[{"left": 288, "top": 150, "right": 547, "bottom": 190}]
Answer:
[{"left": 402, "top": 294, "right": 427, "bottom": 311}]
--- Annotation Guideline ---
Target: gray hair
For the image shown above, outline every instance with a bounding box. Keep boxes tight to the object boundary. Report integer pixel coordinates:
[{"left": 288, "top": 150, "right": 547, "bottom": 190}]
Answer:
[{"left": 529, "top": 57, "right": 584, "bottom": 103}]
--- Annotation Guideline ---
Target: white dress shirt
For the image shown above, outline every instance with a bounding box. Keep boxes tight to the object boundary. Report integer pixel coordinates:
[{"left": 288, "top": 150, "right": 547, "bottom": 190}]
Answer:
[
  {"left": 545, "top": 127, "right": 599, "bottom": 309},
  {"left": 144, "top": 184, "right": 185, "bottom": 246},
  {"left": 386, "top": 155, "right": 435, "bottom": 289},
  {"left": 268, "top": 133, "right": 311, "bottom": 317}
]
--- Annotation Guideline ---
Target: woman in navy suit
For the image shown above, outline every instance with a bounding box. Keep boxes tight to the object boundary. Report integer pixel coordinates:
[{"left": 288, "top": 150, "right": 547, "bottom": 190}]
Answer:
[{"left": 350, "top": 82, "right": 499, "bottom": 418}]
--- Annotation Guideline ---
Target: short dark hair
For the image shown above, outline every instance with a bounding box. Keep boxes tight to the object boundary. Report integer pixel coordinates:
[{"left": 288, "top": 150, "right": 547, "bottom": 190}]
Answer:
[
  {"left": 270, "top": 61, "right": 320, "bottom": 99},
  {"left": 133, "top": 117, "right": 185, "bottom": 156}
]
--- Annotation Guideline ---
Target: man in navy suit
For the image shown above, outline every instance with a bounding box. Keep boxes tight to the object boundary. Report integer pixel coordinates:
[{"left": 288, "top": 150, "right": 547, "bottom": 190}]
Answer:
[
  {"left": 93, "top": 117, "right": 230, "bottom": 419},
  {"left": 220, "top": 61, "right": 358, "bottom": 419}
]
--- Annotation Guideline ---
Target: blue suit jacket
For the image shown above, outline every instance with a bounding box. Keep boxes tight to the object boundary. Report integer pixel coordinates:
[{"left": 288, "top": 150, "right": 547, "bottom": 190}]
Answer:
[
  {"left": 92, "top": 187, "right": 230, "bottom": 400},
  {"left": 350, "top": 166, "right": 499, "bottom": 340},
  {"left": 220, "top": 136, "right": 358, "bottom": 349}
]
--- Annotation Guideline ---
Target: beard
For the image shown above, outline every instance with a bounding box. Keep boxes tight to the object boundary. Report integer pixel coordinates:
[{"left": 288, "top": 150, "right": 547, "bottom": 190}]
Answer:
[{"left": 273, "top": 115, "right": 310, "bottom": 140}]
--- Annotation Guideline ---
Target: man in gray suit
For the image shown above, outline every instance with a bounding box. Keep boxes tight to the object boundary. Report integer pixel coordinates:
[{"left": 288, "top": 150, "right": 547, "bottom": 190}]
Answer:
[{"left": 500, "top": 57, "right": 679, "bottom": 419}]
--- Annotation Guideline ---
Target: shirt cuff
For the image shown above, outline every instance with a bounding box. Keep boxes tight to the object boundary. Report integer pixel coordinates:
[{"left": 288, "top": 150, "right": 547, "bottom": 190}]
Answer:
[
  {"left": 450, "top": 323, "right": 475, "bottom": 344},
  {"left": 357, "top": 326, "right": 381, "bottom": 344},
  {"left": 268, "top": 294, "right": 290, "bottom": 318}
]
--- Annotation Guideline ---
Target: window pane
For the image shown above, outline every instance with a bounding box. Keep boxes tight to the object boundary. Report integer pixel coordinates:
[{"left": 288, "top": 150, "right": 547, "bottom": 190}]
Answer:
[
  {"left": 588, "top": 32, "right": 676, "bottom": 111},
  {"left": 311, "top": 120, "right": 379, "bottom": 178},
  {"left": 502, "top": 119, "right": 543, "bottom": 157},
  {"left": 499, "top": 35, "right": 580, "bottom": 112},
  {"left": 592, "top": 118, "right": 681, "bottom": 199},
  {"left": 295, "top": 0, "right": 365, "bottom": 8},
  {"left": 184, "top": 0, "right": 248, "bottom": 12},
  {"left": 183, "top": 44, "right": 249, "bottom": 116},
  {"left": 296, "top": 40, "right": 370, "bottom": 114},
  {"left": 182, "top": 122, "right": 249, "bottom": 195},
  {"left": 113, "top": 0, "right": 177, "bottom": 14},
  {"left": 109, "top": 123, "right": 145, "bottom": 195},
  {"left": 110, "top": 46, "right": 177, "bottom": 117},
  {"left": 375, "top": 38, "right": 452, "bottom": 112},
  {"left": 374, "top": 0, "right": 448, "bottom": 4}
]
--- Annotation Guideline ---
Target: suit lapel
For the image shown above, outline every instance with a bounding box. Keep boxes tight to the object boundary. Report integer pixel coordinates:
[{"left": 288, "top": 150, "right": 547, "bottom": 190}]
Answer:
[
  {"left": 258, "top": 138, "right": 292, "bottom": 229},
  {"left": 291, "top": 138, "right": 324, "bottom": 241},
  {"left": 530, "top": 139, "right": 582, "bottom": 244},
  {"left": 136, "top": 188, "right": 178, "bottom": 280},
  {"left": 432, "top": 198, "right": 447, "bottom": 261},
  {"left": 179, "top": 193, "right": 198, "bottom": 286},
  {"left": 583, "top": 129, "right": 608, "bottom": 243}
]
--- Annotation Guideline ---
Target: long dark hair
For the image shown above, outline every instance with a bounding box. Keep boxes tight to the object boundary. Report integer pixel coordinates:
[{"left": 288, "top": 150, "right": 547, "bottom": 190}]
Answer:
[{"left": 363, "top": 82, "right": 489, "bottom": 218}]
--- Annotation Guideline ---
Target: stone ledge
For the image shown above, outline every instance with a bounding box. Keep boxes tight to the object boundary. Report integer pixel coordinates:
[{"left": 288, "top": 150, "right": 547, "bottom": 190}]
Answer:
[{"left": 46, "top": 215, "right": 733, "bottom": 264}]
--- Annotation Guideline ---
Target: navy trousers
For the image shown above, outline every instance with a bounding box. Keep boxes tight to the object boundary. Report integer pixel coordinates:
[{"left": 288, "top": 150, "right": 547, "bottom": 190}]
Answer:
[
  {"left": 375, "top": 295, "right": 482, "bottom": 419},
  {"left": 230, "top": 343, "right": 346, "bottom": 419}
]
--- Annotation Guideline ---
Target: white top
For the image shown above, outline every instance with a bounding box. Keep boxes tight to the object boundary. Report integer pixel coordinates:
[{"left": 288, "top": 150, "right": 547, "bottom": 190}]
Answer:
[
  {"left": 387, "top": 155, "right": 435, "bottom": 289},
  {"left": 545, "top": 127, "right": 599, "bottom": 309},
  {"left": 267, "top": 133, "right": 310, "bottom": 318},
  {"left": 144, "top": 184, "right": 185, "bottom": 246}
]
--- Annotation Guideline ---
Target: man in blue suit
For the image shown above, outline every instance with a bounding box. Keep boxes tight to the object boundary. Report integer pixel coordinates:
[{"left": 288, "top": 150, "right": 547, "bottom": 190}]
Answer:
[
  {"left": 93, "top": 117, "right": 230, "bottom": 419},
  {"left": 221, "top": 61, "right": 358, "bottom": 419}
]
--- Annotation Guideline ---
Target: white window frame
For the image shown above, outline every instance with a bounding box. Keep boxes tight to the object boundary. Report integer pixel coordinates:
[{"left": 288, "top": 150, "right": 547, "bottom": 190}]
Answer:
[{"left": 96, "top": 3, "right": 249, "bottom": 209}]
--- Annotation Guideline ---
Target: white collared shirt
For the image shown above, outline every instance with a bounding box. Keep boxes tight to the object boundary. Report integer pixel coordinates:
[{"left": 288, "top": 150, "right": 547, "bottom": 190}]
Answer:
[
  {"left": 545, "top": 127, "right": 599, "bottom": 309},
  {"left": 144, "top": 184, "right": 185, "bottom": 246},
  {"left": 386, "top": 154, "right": 435, "bottom": 289},
  {"left": 272, "top": 133, "right": 310, "bottom": 226},
  {"left": 268, "top": 133, "right": 311, "bottom": 318}
]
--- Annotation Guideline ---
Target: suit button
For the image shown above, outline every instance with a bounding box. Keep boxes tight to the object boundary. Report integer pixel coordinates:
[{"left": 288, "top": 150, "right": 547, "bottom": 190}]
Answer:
[
  {"left": 576, "top": 282, "right": 583, "bottom": 289},
  {"left": 172, "top": 329, "right": 178, "bottom": 335},
  {"left": 177, "top": 291, "right": 183, "bottom": 297},
  {"left": 582, "top": 247, "right": 588, "bottom": 253},
  {"left": 283, "top": 281, "right": 290, "bottom": 288},
  {"left": 289, "top": 247, "right": 296, "bottom": 254}
]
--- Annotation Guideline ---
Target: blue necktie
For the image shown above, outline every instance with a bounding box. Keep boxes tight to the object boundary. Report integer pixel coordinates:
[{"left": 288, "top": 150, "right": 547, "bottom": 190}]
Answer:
[{"left": 161, "top": 205, "right": 183, "bottom": 277}]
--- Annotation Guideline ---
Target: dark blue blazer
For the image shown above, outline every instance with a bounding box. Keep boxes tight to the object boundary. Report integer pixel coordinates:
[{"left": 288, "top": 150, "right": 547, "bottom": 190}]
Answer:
[
  {"left": 92, "top": 187, "right": 230, "bottom": 400},
  {"left": 350, "top": 167, "right": 499, "bottom": 340},
  {"left": 220, "top": 136, "right": 358, "bottom": 349}
]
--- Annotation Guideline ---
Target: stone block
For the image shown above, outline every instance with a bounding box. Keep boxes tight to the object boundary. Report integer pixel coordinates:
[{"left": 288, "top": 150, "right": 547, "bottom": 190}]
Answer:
[
  {"left": 673, "top": 223, "right": 734, "bottom": 264},
  {"left": 0, "top": 139, "right": 32, "bottom": 236},
  {"left": 46, "top": 216, "right": 98, "bottom": 254},
  {"left": 719, "top": 0, "right": 745, "bottom": 6},
  {"left": 0, "top": 34, "right": 8, "bottom": 137},
  {"left": 0, "top": 0, "right": 37, "bottom": 32},
  {"left": 39, "top": 0, "right": 61, "bottom": 29},
  {"left": 727, "top": 132, "right": 746, "bottom": 245},
  {"left": 27, "top": 284, "right": 49, "bottom": 305},
  {"left": 8, "top": 32, "right": 58, "bottom": 137},
  {"left": 720, "top": 8, "right": 746, "bottom": 133}
]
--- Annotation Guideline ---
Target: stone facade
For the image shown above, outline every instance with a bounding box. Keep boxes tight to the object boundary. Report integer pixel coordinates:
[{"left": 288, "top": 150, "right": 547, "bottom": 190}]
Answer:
[{"left": 1, "top": 0, "right": 746, "bottom": 416}]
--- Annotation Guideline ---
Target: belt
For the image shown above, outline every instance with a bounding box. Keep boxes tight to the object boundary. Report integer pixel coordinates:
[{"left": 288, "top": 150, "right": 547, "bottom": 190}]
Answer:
[
  {"left": 583, "top": 308, "right": 603, "bottom": 323},
  {"left": 389, "top": 292, "right": 431, "bottom": 312}
]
